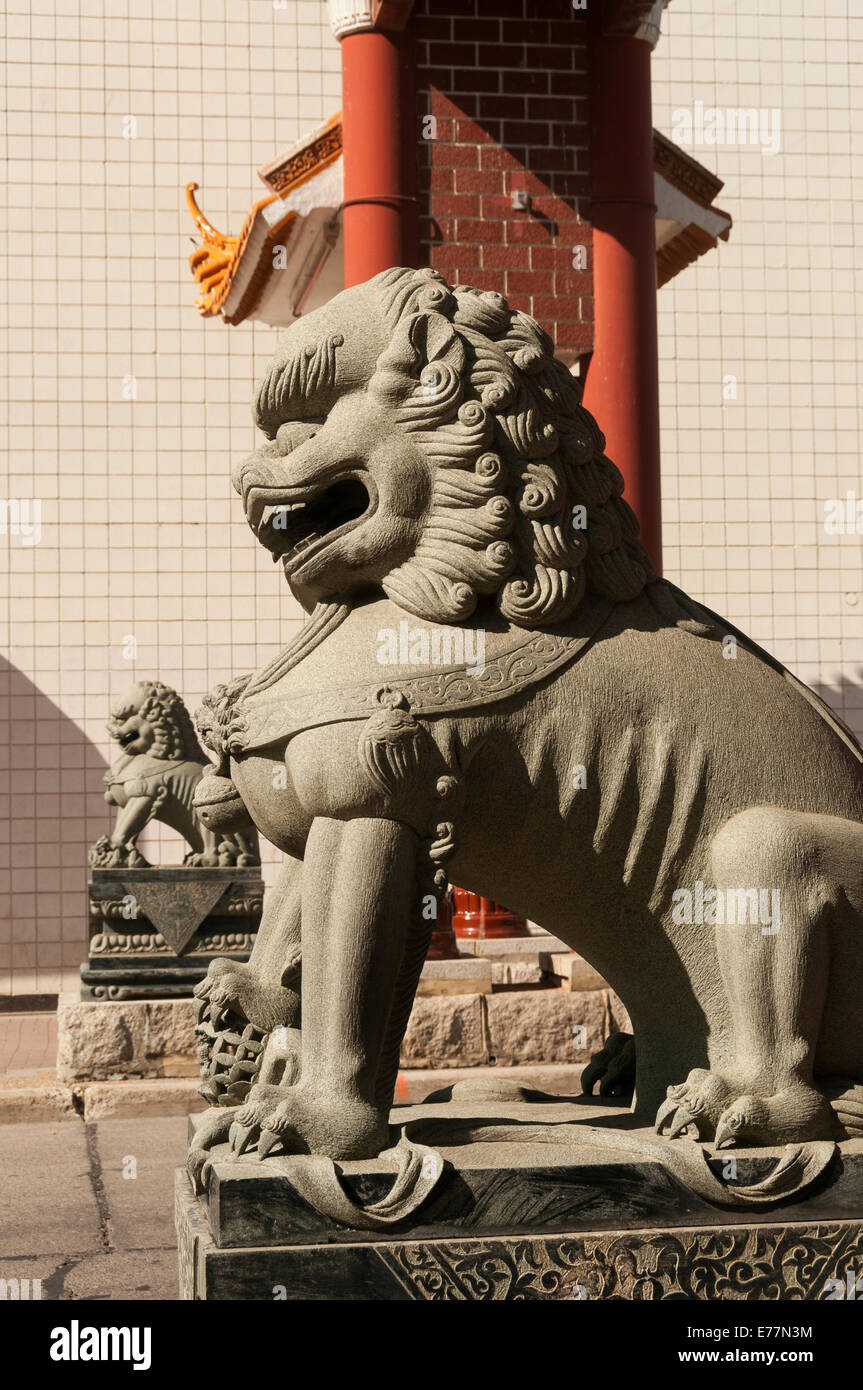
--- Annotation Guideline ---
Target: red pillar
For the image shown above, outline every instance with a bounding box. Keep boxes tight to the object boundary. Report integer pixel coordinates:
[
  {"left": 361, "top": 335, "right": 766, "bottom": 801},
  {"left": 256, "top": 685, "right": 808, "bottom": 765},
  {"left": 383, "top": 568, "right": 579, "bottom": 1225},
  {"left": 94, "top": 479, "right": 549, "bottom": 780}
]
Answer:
[
  {"left": 452, "top": 889, "right": 529, "bottom": 941},
  {"left": 340, "top": 29, "right": 415, "bottom": 285},
  {"left": 582, "top": 22, "right": 662, "bottom": 571}
]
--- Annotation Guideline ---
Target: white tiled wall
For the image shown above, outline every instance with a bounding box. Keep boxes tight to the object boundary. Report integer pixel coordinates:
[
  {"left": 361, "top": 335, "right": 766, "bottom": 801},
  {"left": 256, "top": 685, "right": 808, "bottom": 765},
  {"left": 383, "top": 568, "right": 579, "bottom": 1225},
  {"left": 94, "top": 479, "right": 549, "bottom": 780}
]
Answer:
[
  {"left": 0, "top": 0, "right": 340, "bottom": 995},
  {"left": 2, "top": 0, "right": 862, "bottom": 997},
  {"left": 652, "top": 0, "right": 863, "bottom": 740}
]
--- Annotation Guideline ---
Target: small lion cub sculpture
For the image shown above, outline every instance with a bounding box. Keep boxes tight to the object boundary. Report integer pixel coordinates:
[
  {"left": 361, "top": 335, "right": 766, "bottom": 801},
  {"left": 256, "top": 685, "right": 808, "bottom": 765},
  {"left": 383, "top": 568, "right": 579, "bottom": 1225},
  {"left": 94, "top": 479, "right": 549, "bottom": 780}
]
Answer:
[{"left": 89, "top": 680, "right": 258, "bottom": 869}]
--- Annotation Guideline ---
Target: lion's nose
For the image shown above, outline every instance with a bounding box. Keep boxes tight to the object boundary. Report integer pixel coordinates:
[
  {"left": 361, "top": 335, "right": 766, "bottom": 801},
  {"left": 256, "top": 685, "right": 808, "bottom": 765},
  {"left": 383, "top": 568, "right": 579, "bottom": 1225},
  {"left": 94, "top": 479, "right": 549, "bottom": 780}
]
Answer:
[{"left": 231, "top": 453, "right": 261, "bottom": 498}]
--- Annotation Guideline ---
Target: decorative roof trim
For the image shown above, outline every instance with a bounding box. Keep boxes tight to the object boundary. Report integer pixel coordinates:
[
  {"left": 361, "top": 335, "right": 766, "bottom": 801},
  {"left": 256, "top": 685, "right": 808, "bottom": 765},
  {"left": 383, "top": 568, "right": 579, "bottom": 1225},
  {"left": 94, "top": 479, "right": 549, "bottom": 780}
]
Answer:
[
  {"left": 186, "top": 112, "right": 344, "bottom": 322},
  {"left": 186, "top": 184, "right": 297, "bottom": 320},
  {"left": 653, "top": 129, "right": 724, "bottom": 209},
  {"left": 223, "top": 207, "right": 300, "bottom": 326},
  {"left": 258, "top": 113, "right": 343, "bottom": 196}
]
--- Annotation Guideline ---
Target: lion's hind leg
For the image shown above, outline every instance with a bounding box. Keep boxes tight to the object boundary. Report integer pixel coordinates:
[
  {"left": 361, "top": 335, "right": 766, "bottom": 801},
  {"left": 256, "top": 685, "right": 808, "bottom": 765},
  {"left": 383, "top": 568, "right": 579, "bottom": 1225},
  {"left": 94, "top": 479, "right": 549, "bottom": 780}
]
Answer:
[{"left": 658, "top": 807, "right": 863, "bottom": 1147}]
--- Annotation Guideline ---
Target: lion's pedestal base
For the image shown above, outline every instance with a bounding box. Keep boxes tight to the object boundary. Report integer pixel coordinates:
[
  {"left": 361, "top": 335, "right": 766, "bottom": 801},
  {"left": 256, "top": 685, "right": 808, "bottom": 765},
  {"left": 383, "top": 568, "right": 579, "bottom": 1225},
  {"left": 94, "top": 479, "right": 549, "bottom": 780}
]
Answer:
[
  {"left": 82, "top": 867, "right": 263, "bottom": 1001},
  {"left": 175, "top": 1098, "right": 863, "bottom": 1301}
]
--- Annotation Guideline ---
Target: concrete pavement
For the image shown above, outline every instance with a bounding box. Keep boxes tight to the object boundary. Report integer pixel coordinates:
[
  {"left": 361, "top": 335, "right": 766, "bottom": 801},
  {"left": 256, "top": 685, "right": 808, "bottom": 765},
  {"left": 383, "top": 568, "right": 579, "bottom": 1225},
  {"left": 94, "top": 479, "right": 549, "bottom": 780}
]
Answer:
[
  {"left": 0, "top": 1115, "right": 186, "bottom": 1300},
  {"left": 0, "top": 1047, "right": 587, "bottom": 1302},
  {"left": 0, "top": 1012, "right": 57, "bottom": 1075}
]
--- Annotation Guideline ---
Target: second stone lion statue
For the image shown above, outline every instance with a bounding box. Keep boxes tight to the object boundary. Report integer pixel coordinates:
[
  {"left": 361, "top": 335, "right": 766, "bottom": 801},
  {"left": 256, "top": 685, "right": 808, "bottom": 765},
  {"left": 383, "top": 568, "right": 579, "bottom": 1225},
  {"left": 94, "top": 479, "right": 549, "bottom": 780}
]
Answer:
[
  {"left": 90, "top": 680, "right": 258, "bottom": 869},
  {"left": 189, "top": 266, "right": 863, "bottom": 1174}
]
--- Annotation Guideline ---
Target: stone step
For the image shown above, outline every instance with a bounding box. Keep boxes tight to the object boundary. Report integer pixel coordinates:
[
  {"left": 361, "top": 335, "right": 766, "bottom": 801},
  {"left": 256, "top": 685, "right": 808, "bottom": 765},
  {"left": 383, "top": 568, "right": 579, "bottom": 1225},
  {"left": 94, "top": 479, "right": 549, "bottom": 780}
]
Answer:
[
  {"left": 417, "top": 958, "right": 492, "bottom": 995},
  {"left": 55, "top": 985, "right": 631, "bottom": 1086},
  {"left": 420, "top": 944, "right": 609, "bottom": 993}
]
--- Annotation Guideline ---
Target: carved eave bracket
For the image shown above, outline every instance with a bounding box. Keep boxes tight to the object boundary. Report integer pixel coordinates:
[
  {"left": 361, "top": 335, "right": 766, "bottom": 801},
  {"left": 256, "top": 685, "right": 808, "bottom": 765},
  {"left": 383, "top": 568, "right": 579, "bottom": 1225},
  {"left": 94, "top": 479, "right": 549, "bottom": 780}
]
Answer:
[{"left": 604, "top": 0, "right": 670, "bottom": 45}]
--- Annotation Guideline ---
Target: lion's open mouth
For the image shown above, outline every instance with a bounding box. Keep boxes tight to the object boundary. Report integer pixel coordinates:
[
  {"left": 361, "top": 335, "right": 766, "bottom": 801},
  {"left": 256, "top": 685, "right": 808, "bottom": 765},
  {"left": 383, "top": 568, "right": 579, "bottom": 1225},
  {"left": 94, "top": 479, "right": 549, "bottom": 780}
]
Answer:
[
  {"left": 255, "top": 475, "right": 374, "bottom": 569},
  {"left": 117, "top": 727, "right": 139, "bottom": 748}
]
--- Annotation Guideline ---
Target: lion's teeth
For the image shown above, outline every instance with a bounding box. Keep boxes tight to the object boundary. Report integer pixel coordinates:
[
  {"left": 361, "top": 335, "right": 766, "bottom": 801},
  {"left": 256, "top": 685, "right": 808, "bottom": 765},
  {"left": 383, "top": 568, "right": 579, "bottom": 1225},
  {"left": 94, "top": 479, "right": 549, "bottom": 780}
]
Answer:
[{"left": 261, "top": 500, "right": 307, "bottom": 531}]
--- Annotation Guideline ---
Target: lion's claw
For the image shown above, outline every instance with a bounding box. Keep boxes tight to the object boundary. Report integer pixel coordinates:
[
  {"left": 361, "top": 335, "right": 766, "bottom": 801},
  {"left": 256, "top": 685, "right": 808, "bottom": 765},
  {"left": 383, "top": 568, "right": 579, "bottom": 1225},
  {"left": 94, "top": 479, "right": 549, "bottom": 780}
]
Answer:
[
  {"left": 653, "top": 1069, "right": 833, "bottom": 1147},
  {"left": 256, "top": 1128, "right": 281, "bottom": 1160},
  {"left": 229, "top": 1120, "right": 259, "bottom": 1155},
  {"left": 655, "top": 1097, "right": 703, "bottom": 1140},
  {"left": 655, "top": 1067, "right": 738, "bottom": 1142}
]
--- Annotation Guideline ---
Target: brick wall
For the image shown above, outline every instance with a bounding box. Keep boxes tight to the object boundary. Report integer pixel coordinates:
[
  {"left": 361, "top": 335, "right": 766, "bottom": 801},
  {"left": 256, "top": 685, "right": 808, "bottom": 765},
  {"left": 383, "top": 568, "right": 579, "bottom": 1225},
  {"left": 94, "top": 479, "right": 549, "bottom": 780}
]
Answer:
[{"left": 413, "top": 0, "right": 593, "bottom": 360}]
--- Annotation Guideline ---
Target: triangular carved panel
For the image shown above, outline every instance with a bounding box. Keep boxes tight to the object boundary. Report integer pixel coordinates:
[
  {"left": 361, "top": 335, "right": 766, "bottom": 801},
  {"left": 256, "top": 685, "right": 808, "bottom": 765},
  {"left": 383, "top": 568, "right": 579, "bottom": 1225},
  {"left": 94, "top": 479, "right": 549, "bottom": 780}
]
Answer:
[{"left": 123, "top": 877, "right": 232, "bottom": 954}]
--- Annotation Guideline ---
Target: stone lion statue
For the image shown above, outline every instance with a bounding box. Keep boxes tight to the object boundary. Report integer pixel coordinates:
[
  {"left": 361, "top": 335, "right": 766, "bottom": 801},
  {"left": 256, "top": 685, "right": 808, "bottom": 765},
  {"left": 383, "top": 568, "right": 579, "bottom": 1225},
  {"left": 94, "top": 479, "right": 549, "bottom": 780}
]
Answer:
[
  {"left": 90, "top": 680, "right": 258, "bottom": 868},
  {"left": 189, "top": 266, "right": 863, "bottom": 1179}
]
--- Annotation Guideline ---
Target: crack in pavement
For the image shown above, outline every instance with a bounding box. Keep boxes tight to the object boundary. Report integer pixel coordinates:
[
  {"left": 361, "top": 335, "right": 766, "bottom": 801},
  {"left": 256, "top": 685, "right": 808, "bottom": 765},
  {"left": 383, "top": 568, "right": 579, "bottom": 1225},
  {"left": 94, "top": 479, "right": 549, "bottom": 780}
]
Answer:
[
  {"left": 84, "top": 1122, "right": 115, "bottom": 1254},
  {"left": 42, "top": 1255, "right": 84, "bottom": 1300}
]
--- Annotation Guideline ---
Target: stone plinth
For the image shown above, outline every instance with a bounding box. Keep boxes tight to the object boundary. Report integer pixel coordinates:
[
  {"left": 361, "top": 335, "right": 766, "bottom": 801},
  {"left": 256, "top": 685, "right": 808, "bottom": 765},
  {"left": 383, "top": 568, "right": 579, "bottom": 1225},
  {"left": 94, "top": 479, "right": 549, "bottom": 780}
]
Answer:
[
  {"left": 83, "top": 866, "right": 263, "bottom": 1001},
  {"left": 176, "top": 1098, "right": 863, "bottom": 1300}
]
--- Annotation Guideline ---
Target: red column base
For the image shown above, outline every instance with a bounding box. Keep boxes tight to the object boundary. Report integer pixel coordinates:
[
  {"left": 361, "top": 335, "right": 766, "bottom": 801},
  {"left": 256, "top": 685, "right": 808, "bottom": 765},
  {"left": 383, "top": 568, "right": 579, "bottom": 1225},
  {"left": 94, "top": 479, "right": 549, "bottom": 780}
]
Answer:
[
  {"left": 451, "top": 888, "right": 530, "bottom": 940},
  {"left": 426, "top": 890, "right": 459, "bottom": 959}
]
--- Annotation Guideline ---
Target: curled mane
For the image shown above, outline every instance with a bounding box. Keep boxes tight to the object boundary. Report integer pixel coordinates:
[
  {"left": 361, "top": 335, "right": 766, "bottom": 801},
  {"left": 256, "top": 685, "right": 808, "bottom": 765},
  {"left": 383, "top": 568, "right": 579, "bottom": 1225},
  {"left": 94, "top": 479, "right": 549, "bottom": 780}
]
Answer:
[{"left": 125, "top": 681, "right": 207, "bottom": 762}]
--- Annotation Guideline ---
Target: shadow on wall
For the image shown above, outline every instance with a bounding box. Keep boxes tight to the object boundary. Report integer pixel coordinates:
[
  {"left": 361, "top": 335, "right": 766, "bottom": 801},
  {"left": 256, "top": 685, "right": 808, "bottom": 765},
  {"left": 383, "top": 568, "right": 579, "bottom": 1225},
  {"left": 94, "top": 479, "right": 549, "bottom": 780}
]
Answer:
[
  {"left": 810, "top": 671, "right": 863, "bottom": 749},
  {"left": 0, "top": 656, "right": 109, "bottom": 999}
]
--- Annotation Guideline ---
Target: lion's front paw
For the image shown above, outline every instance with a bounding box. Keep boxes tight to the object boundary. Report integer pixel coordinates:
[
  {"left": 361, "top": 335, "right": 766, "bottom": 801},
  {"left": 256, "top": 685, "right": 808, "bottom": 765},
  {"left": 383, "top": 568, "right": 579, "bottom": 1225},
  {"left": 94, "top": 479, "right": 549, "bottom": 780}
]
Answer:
[
  {"left": 89, "top": 836, "right": 149, "bottom": 869},
  {"left": 655, "top": 1069, "right": 838, "bottom": 1146},
  {"left": 229, "top": 1083, "right": 290, "bottom": 1155},
  {"left": 714, "top": 1086, "right": 836, "bottom": 1149},
  {"left": 194, "top": 956, "right": 253, "bottom": 1006},
  {"left": 581, "top": 1032, "right": 635, "bottom": 1098},
  {"left": 185, "top": 849, "right": 220, "bottom": 867},
  {"left": 195, "top": 960, "right": 297, "bottom": 1032},
  {"left": 187, "top": 1107, "right": 236, "bottom": 1192},
  {"left": 228, "top": 1083, "right": 390, "bottom": 1161}
]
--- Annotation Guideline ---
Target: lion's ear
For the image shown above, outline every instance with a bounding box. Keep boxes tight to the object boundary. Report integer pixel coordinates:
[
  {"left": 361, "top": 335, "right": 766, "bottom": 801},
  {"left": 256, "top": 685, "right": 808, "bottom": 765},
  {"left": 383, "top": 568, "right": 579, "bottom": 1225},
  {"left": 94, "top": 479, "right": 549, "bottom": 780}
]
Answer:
[
  {"left": 372, "top": 311, "right": 467, "bottom": 418},
  {"left": 409, "top": 311, "right": 465, "bottom": 373}
]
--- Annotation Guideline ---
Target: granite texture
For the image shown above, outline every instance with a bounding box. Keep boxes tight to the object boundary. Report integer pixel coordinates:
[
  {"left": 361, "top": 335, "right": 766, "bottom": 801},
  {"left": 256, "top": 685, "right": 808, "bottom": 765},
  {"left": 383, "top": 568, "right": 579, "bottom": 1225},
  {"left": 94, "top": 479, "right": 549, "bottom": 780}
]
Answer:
[
  {"left": 186, "top": 268, "right": 863, "bottom": 1186},
  {"left": 57, "top": 989, "right": 619, "bottom": 1083},
  {"left": 57, "top": 994, "right": 199, "bottom": 1083}
]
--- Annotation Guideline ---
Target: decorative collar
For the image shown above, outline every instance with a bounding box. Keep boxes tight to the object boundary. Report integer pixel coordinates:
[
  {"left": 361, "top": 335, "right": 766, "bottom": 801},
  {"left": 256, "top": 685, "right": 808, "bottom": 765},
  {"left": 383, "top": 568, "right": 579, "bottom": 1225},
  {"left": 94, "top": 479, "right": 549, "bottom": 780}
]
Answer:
[{"left": 222, "top": 596, "right": 613, "bottom": 755}]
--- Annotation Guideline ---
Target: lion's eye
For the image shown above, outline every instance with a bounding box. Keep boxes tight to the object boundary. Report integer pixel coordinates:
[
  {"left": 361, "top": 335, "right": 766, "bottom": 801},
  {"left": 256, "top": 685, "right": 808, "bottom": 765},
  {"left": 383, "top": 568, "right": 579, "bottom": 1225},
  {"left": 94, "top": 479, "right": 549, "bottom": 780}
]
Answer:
[{"left": 275, "top": 419, "right": 324, "bottom": 457}]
